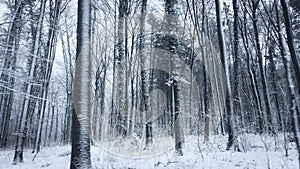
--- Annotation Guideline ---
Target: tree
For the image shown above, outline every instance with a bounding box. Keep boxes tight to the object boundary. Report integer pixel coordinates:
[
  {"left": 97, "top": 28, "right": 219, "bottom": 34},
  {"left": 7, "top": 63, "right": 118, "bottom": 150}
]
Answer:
[
  {"left": 34, "top": 0, "right": 62, "bottom": 153},
  {"left": 165, "top": 0, "right": 184, "bottom": 156},
  {"left": 0, "top": 0, "right": 27, "bottom": 149},
  {"left": 280, "top": 0, "right": 300, "bottom": 164},
  {"left": 13, "top": 0, "right": 46, "bottom": 163},
  {"left": 215, "top": 0, "right": 239, "bottom": 151},
  {"left": 138, "top": 0, "right": 153, "bottom": 148},
  {"left": 232, "top": 0, "right": 243, "bottom": 130},
  {"left": 251, "top": 0, "right": 274, "bottom": 134},
  {"left": 70, "top": 0, "right": 92, "bottom": 168},
  {"left": 280, "top": 0, "right": 300, "bottom": 93}
]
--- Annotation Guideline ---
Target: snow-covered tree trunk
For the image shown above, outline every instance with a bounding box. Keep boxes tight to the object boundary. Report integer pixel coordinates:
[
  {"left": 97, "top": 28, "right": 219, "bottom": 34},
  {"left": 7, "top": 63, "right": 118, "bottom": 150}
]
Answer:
[
  {"left": 70, "top": 0, "right": 92, "bottom": 168},
  {"left": 0, "top": 0, "right": 26, "bottom": 149},
  {"left": 138, "top": 0, "right": 152, "bottom": 148},
  {"left": 13, "top": 0, "right": 45, "bottom": 163},
  {"left": 165, "top": 0, "right": 184, "bottom": 156},
  {"left": 114, "top": 0, "right": 128, "bottom": 138},
  {"left": 33, "top": 0, "right": 62, "bottom": 154},
  {"left": 232, "top": 0, "right": 242, "bottom": 130}
]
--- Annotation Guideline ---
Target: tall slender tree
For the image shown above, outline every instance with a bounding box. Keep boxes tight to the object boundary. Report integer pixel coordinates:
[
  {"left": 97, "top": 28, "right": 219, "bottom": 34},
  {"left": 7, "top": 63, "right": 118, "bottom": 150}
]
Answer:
[
  {"left": 215, "top": 0, "right": 239, "bottom": 151},
  {"left": 232, "top": 0, "right": 242, "bottom": 130},
  {"left": 0, "top": 0, "right": 26, "bottom": 149},
  {"left": 13, "top": 0, "right": 45, "bottom": 163},
  {"left": 165, "top": 0, "right": 184, "bottom": 156},
  {"left": 138, "top": 0, "right": 153, "bottom": 148},
  {"left": 280, "top": 0, "right": 300, "bottom": 93},
  {"left": 280, "top": 0, "right": 300, "bottom": 164}
]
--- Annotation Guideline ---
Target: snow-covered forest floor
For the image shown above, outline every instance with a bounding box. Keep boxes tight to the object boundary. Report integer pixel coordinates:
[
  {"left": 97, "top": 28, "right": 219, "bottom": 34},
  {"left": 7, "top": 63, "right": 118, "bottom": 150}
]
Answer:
[{"left": 0, "top": 134, "right": 298, "bottom": 169}]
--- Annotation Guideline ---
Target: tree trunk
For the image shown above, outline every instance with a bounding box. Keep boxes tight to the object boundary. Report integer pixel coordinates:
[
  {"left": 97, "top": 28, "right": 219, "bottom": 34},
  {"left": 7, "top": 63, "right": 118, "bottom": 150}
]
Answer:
[
  {"left": 215, "top": 0, "right": 240, "bottom": 151},
  {"left": 280, "top": 0, "right": 300, "bottom": 95},
  {"left": 0, "top": 0, "right": 26, "bottom": 149},
  {"left": 279, "top": 0, "right": 300, "bottom": 164},
  {"left": 268, "top": 39, "right": 282, "bottom": 131},
  {"left": 232, "top": 0, "right": 242, "bottom": 130},
  {"left": 13, "top": 0, "right": 44, "bottom": 163},
  {"left": 138, "top": 0, "right": 152, "bottom": 148},
  {"left": 165, "top": 0, "right": 184, "bottom": 156},
  {"left": 70, "top": 0, "right": 92, "bottom": 168}
]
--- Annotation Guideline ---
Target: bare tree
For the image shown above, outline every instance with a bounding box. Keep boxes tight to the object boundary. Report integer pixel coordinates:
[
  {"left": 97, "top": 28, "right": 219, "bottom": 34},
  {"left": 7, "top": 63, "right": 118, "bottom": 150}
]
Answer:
[
  {"left": 280, "top": 0, "right": 300, "bottom": 164},
  {"left": 13, "top": 0, "right": 46, "bottom": 163},
  {"left": 215, "top": 0, "right": 240, "bottom": 151},
  {"left": 165, "top": 0, "right": 184, "bottom": 156}
]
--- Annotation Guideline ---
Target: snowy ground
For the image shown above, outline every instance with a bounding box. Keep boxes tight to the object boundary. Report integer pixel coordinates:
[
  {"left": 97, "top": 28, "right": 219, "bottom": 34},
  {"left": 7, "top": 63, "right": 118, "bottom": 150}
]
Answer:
[{"left": 0, "top": 134, "right": 298, "bottom": 169}]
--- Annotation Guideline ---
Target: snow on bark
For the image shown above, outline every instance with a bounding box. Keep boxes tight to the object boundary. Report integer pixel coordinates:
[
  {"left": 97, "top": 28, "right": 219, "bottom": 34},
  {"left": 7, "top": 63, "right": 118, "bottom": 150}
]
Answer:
[
  {"left": 70, "top": 0, "right": 92, "bottom": 168},
  {"left": 13, "top": 0, "right": 46, "bottom": 164}
]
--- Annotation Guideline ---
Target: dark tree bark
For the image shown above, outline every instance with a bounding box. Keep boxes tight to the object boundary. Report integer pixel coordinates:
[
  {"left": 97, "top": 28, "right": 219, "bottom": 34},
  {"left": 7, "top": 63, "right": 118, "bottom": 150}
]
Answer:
[
  {"left": 279, "top": 0, "right": 300, "bottom": 164},
  {"left": 32, "top": 0, "right": 61, "bottom": 155},
  {"left": 215, "top": 0, "right": 239, "bottom": 151},
  {"left": 0, "top": 0, "right": 26, "bottom": 149},
  {"left": 48, "top": 105, "right": 55, "bottom": 146},
  {"left": 268, "top": 39, "right": 282, "bottom": 131},
  {"left": 280, "top": 0, "right": 300, "bottom": 94},
  {"left": 232, "top": 0, "right": 242, "bottom": 130},
  {"left": 70, "top": 0, "right": 92, "bottom": 168}
]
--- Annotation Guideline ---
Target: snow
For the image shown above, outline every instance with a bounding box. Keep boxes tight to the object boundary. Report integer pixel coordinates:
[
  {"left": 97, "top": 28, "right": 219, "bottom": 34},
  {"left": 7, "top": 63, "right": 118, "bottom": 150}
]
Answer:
[{"left": 0, "top": 134, "right": 298, "bottom": 169}]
